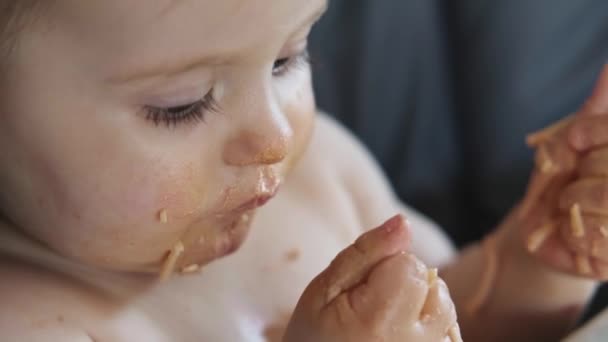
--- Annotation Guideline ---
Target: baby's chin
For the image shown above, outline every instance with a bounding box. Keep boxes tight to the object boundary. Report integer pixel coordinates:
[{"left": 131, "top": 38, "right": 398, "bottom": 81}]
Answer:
[
  {"left": 167, "top": 210, "right": 256, "bottom": 275},
  {"left": 39, "top": 208, "right": 255, "bottom": 280},
  {"left": 135, "top": 210, "right": 257, "bottom": 279}
]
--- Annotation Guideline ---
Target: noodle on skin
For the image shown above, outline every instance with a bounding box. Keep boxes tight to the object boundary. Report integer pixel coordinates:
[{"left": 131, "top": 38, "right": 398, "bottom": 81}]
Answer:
[
  {"left": 159, "top": 241, "right": 185, "bottom": 281},
  {"left": 570, "top": 203, "right": 586, "bottom": 237}
]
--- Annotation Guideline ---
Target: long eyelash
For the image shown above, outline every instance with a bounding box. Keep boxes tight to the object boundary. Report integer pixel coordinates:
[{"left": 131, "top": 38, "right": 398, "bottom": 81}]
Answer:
[
  {"left": 145, "top": 91, "right": 220, "bottom": 127},
  {"left": 273, "top": 50, "right": 312, "bottom": 77}
]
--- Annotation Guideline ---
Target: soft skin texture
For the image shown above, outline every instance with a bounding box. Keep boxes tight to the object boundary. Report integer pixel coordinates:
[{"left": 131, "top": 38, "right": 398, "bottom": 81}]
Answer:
[
  {"left": 1, "top": 0, "right": 607, "bottom": 341},
  {"left": 0, "top": 0, "right": 321, "bottom": 272},
  {"left": 0, "top": 0, "right": 457, "bottom": 341}
]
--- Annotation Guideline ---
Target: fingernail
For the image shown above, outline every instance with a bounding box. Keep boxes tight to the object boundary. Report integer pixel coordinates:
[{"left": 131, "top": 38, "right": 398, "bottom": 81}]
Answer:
[{"left": 382, "top": 214, "right": 404, "bottom": 235}]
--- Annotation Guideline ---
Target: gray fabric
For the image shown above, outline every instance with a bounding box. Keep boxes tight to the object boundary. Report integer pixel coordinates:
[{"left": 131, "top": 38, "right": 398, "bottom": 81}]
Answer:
[
  {"left": 311, "top": 0, "right": 466, "bottom": 242},
  {"left": 310, "top": 0, "right": 608, "bottom": 320},
  {"left": 449, "top": 0, "right": 608, "bottom": 241}
]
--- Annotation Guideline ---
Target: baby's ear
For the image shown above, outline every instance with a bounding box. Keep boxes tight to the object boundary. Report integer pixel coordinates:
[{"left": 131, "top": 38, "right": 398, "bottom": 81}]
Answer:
[{"left": 582, "top": 63, "right": 608, "bottom": 116}]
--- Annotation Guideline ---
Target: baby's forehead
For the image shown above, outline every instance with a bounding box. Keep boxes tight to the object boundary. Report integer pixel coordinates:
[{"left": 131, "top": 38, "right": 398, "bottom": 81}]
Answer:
[
  {"left": 50, "top": 0, "right": 325, "bottom": 57},
  {"left": 55, "top": 0, "right": 323, "bottom": 31},
  {"left": 12, "top": 0, "right": 326, "bottom": 90}
]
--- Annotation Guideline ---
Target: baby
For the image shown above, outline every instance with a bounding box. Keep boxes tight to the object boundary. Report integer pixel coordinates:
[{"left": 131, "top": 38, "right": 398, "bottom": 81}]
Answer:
[{"left": 1, "top": 1, "right": 608, "bottom": 341}]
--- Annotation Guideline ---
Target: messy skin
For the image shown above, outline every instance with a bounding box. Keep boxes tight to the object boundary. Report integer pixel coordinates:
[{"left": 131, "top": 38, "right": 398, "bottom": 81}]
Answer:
[
  {"left": 2, "top": 0, "right": 607, "bottom": 341},
  {"left": 0, "top": 0, "right": 322, "bottom": 273},
  {"left": 0, "top": 1, "right": 464, "bottom": 340}
]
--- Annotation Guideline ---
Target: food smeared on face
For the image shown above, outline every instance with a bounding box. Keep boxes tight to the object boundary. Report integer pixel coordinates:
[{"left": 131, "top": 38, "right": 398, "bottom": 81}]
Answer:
[
  {"left": 285, "top": 248, "right": 300, "bottom": 262},
  {"left": 180, "top": 264, "right": 200, "bottom": 274},
  {"left": 0, "top": 0, "right": 320, "bottom": 274},
  {"left": 159, "top": 209, "right": 169, "bottom": 224},
  {"left": 159, "top": 241, "right": 185, "bottom": 281}
]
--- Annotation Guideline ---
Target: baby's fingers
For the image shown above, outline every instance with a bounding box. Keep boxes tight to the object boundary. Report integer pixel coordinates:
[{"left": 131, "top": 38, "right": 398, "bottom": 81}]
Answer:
[
  {"left": 569, "top": 115, "right": 608, "bottom": 151},
  {"left": 559, "top": 213, "right": 608, "bottom": 263},
  {"left": 304, "top": 215, "right": 410, "bottom": 311},
  {"left": 559, "top": 178, "right": 608, "bottom": 217},
  {"left": 569, "top": 64, "right": 608, "bottom": 150},
  {"left": 348, "top": 253, "right": 428, "bottom": 326},
  {"left": 520, "top": 124, "right": 578, "bottom": 219},
  {"left": 420, "top": 278, "right": 460, "bottom": 342},
  {"left": 578, "top": 147, "right": 608, "bottom": 177}
]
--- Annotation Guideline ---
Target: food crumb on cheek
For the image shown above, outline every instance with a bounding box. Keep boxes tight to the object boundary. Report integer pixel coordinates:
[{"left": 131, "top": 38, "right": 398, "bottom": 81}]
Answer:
[
  {"left": 158, "top": 209, "right": 169, "bottom": 224},
  {"left": 180, "top": 264, "right": 200, "bottom": 274},
  {"left": 158, "top": 208, "right": 169, "bottom": 224},
  {"left": 154, "top": 162, "right": 211, "bottom": 220}
]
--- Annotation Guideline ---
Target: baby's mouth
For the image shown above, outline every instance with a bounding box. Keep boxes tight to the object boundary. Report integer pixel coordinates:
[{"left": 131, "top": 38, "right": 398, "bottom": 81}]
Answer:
[
  {"left": 232, "top": 189, "right": 278, "bottom": 213},
  {"left": 221, "top": 166, "right": 282, "bottom": 214},
  {"left": 158, "top": 169, "right": 281, "bottom": 281}
]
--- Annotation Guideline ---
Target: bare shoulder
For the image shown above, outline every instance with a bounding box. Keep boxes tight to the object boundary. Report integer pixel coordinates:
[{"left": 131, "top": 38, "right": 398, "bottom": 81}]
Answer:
[
  {"left": 0, "top": 257, "right": 102, "bottom": 342},
  {"left": 299, "top": 113, "right": 455, "bottom": 266}
]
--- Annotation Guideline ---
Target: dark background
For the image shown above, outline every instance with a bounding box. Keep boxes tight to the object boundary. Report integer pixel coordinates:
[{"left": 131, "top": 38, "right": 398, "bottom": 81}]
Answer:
[{"left": 309, "top": 0, "right": 608, "bottom": 323}]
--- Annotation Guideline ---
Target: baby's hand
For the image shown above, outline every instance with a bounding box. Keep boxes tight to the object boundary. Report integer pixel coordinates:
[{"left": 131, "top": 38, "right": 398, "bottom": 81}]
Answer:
[
  {"left": 283, "top": 215, "right": 461, "bottom": 342},
  {"left": 519, "top": 65, "right": 608, "bottom": 279}
]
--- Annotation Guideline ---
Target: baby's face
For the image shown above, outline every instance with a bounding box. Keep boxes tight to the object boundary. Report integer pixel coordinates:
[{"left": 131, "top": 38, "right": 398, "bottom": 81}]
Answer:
[{"left": 0, "top": 0, "right": 325, "bottom": 272}]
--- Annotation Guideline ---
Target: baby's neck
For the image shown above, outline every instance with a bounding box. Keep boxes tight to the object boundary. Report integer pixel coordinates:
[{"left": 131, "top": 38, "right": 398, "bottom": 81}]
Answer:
[{"left": 0, "top": 220, "right": 156, "bottom": 299}]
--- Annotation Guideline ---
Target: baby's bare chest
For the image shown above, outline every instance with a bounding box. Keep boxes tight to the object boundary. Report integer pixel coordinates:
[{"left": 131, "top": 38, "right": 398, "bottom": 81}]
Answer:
[{"left": 112, "top": 188, "right": 362, "bottom": 341}]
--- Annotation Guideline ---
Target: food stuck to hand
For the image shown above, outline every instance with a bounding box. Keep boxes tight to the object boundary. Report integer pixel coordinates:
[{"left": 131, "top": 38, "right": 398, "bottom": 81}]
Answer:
[
  {"left": 526, "top": 115, "right": 576, "bottom": 147},
  {"left": 427, "top": 267, "right": 462, "bottom": 342},
  {"left": 527, "top": 220, "right": 557, "bottom": 253},
  {"left": 520, "top": 114, "right": 608, "bottom": 278},
  {"left": 519, "top": 115, "right": 577, "bottom": 219},
  {"left": 575, "top": 254, "right": 592, "bottom": 275},
  {"left": 570, "top": 204, "right": 586, "bottom": 237},
  {"left": 284, "top": 215, "right": 462, "bottom": 342}
]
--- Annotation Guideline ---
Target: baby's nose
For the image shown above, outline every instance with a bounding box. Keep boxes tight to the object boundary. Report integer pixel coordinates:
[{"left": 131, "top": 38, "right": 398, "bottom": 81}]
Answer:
[{"left": 222, "top": 123, "right": 292, "bottom": 167}]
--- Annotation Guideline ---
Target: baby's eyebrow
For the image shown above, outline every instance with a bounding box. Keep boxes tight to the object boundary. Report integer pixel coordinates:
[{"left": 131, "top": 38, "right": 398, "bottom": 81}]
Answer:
[
  {"left": 106, "top": 55, "right": 228, "bottom": 85},
  {"left": 108, "top": 0, "right": 327, "bottom": 85}
]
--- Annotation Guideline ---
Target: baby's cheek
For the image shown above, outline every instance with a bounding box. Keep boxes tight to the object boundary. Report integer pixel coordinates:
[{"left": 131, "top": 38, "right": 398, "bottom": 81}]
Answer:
[
  {"left": 102, "top": 161, "right": 208, "bottom": 222},
  {"left": 149, "top": 163, "right": 214, "bottom": 221},
  {"left": 115, "top": 164, "right": 213, "bottom": 230},
  {"left": 68, "top": 163, "right": 213, "bottom": 270},
  {"left": 283, "top": 77, "right": 316, "bottom": 169}
]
